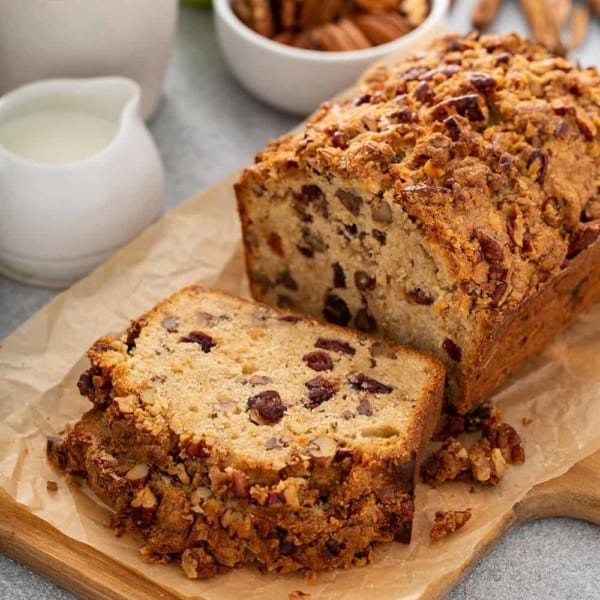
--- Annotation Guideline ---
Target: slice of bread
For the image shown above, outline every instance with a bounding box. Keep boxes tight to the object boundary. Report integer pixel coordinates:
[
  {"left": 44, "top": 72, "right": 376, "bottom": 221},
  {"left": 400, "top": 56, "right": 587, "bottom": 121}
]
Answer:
[{"left": 48, "top": 286, "right": 444, "bottom": 577}]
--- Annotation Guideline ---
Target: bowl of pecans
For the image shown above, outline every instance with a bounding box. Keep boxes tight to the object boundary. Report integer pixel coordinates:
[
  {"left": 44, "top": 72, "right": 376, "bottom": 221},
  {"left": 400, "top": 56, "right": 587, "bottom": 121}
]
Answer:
[{"left": 214, "top": 0, "right": 448, "bottom": 115}]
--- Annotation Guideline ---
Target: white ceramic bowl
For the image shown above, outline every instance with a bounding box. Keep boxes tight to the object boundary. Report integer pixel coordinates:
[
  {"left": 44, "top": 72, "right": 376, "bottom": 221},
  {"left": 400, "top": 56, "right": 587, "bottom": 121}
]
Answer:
[{"left": 214, "top": 0, "right": 448, "bottom": 116}]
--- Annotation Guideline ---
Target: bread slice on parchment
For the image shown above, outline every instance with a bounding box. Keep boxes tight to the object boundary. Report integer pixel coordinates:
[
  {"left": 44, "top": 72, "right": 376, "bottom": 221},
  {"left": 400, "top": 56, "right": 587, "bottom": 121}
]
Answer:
[{"left": 48, "top": 286, "right": 444, "bottom": 577}]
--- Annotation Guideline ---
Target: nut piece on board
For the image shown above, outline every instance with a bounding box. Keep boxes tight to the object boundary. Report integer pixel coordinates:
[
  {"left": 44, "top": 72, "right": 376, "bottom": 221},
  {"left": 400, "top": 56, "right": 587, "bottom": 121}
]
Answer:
[{"left": 430, "top": 509, "right": 472, "bottom": 541}]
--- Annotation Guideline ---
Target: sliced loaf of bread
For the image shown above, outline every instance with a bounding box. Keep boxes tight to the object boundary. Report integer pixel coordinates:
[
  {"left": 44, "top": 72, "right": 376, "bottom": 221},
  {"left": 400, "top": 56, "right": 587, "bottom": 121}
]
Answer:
[{"left": 48, "top": 286, "right": 444, "bottom": 577}]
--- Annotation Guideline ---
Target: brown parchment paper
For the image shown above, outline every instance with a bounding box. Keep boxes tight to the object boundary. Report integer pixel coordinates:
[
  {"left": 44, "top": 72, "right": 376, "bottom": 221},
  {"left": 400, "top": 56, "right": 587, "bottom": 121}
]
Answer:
[{"left": 1, "top": 28, "right": 600, "bottom": 596}]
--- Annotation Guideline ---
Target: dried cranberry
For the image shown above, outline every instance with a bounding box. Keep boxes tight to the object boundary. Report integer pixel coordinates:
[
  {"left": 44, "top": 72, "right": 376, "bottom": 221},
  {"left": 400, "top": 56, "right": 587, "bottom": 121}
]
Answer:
[
  {"left": 267, "top": 232, "right": 284, "bottom": 257},
  {"left": 315, "top": 338, "right": 356, "bottom": 356},
  {"left": 247, "top": 390, "right": 286, "bottom": 425},
  {"left": 179, "top": 331, "right": 216, "bottom": 352},
  {"left": 442, "top": 338, "right": 462, "bottom": 362},
  {"left": 304, "top": 376, "right": 339, "bottom": 409},
  {"left": 302, "top": 351, "right": 333, "bottom": 372},
  {"left": 323, "top": 294, "right": 351, "bottom": 326},
  {"left": 333, "top": 263, "right": 346, "bottom": 288},
  {"left": 348, "top": 373, "right": 393, "bottom": 394}
]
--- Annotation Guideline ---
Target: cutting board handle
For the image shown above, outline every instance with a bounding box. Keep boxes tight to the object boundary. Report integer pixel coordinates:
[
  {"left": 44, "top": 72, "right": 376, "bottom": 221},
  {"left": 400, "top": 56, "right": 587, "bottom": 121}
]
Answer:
[{"left": 514, "top": 451, "right": 600, "bottom": 525}]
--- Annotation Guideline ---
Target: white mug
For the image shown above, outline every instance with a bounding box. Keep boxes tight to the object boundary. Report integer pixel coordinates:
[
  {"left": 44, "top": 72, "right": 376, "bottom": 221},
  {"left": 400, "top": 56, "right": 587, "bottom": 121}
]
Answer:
[
  {"left": 0, "top": 78, "right": 164, "bottom": 288},
  {"left": 0, "top": 0, "right": 178, "bottom": 120}
]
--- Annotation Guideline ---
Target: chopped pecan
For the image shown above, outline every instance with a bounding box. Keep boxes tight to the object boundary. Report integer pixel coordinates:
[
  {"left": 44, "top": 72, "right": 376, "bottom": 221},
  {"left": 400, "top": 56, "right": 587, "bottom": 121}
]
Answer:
[
  {"left": 160, "top": 316, "right": 178, "bottom": 332},
  {"left": 430, "top": 509, "right": 472, "bottom": 541},
  {"left": 468, "top": 73, "right": 497, "bottom": 93},
  {"left": 526, "top": 150, "right": 548, "bottom": 184},
  {"left": 421, "top": 438, "right": 470, "bottom": 486},
  {"left": 231, "top": 470, "right": 250, "bottom": 498},
  {"left": 567, "top": 222, "right": 600, "bottom": 259},
  {"left": 335, "top": 189, "right": 362, "bottom": 216},
  {"left": 307, "top": 436, "right": 338, "bottom": 468},
  {"left": 130, "top": 485, "right": 157, "bottom": 528},
  {"left": 475, "top": 230, "right": 504, "bottom": 262}
]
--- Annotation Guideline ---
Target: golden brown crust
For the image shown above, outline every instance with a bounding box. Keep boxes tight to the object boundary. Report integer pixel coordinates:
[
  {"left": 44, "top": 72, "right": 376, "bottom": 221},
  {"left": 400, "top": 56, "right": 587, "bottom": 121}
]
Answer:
[
  {"left": 49, "top": 286, "right": 444, "bottom": 578},
  {"left": 235, "top": 31, "right": 600, "bottom": 414}
]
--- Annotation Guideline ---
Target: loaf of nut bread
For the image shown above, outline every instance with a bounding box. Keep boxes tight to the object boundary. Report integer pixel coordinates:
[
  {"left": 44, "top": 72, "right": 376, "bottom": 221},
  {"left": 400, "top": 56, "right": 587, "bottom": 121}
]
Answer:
[
  {"left": 48, "top": 286, "right": 444, "bottom": 577},
  {"left": 235, "top": 32, "right": 600, "bottom": 415}
]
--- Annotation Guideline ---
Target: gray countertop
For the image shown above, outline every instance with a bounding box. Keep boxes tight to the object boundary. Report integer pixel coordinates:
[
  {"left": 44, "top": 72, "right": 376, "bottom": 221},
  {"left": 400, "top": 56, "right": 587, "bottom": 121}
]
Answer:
[{"left": 1, "top": 3, "right": 599, "bottom": 599}]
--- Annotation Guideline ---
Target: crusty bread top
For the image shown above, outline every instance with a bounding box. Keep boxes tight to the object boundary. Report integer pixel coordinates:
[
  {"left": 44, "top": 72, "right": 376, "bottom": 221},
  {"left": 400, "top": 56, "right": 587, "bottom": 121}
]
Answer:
[
  {"left": 87, "top": 287, "right": 444, "bottom": 472},
  {"left": 243, "top": 32, "right": 600, "bottom": 314}
]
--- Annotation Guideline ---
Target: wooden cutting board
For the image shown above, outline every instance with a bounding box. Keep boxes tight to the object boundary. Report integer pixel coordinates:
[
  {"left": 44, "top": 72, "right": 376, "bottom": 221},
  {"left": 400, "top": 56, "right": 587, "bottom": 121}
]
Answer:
[{"left": 1, "top": 450, "right": 598, "bottom": 600}]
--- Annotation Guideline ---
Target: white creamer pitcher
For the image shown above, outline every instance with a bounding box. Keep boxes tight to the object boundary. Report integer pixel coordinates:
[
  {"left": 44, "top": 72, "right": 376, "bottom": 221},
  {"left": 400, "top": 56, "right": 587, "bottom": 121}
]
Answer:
[{"left": 0, "top": 77, "right": 164, "bottom": 288}]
